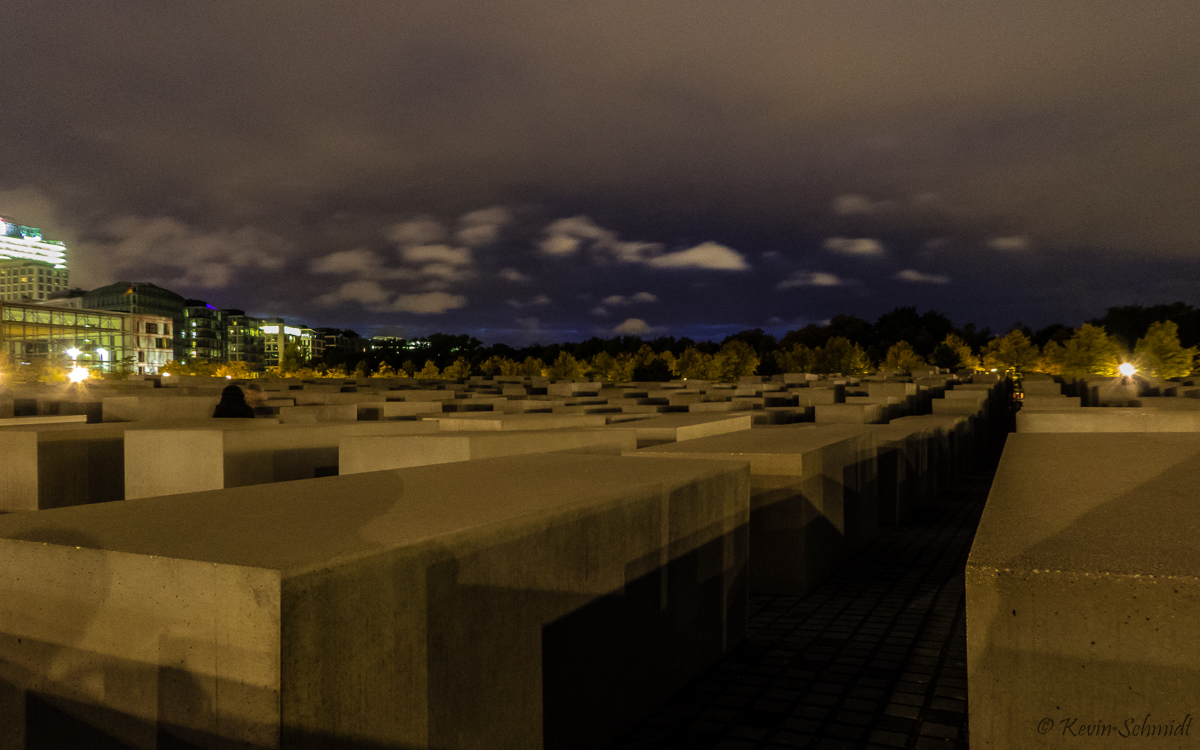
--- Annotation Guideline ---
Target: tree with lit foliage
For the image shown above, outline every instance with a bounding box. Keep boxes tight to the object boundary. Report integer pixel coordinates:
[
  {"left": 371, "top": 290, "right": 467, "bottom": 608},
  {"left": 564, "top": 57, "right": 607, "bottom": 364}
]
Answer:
[
  {"left": 709, "top": 339, "right": 759, "bottom": 381},
  {"left": 277, "top": 341, "right": 304, "bottom": 375},
  {"left": 1035, "top": 340, "right": 1066, "bottom": 375},
  {"left": 541, "top": 351, "right": 586, "bottom": 379},
  {"left": 519, "top": 356, "right": 546, "bottom": 377},
  {"left": 673, "top": 347, "right": 712, "bottom": 380},
  {"left": 215, "top": 361, "right": 253, "bottom": 379},
  {"left": 981, "top": 330, "right": 1039, "bottom": 375},
  {"left": 1061, "top": 324, "right": 1123, "bottom": 377},
  {"left": 883, "top": 341, "right": 926, "bottom": 373},
  {"left": 1134, "top": 321, "right": 1197, "bottom": 378},
  {"left": 813, "top": 337, "right": 871, "bottom": 376},
  {"left": 442, "top": 356, "right": 473, "bottom": 379},
  {"left": 478, "top": 355, "right": 506, "bottom": 376},
  {"left": 774, "top": 343, "right": 817, "bottom": 374},
  {"left": 415, "top": 360, "right": 441, "bottom": 379},
  {"left": 931, "top": 334, "right": 980, "bottom": 371}
]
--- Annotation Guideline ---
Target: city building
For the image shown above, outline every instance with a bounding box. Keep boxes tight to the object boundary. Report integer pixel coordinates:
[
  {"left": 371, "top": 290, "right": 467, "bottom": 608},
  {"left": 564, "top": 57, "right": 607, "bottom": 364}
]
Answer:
[
  {"left": 181, "top": 302, "right": 227, "bottom": 362},
  {"left": 223, "top": 309, "right": 267, "bottom": 370},
  {"left": 1, "top": 300, "right": 127, "bottom": 371},
  {"left": 83, "top": 282, "right": 187, "bottom": 360},
  {"left": 0, "top": 299, "right": 174, "bottom": 375},
  {"left": 0, "top": 218, "right": 68, "bottom": 271},
  {"left": 262, "top": 319, "right": 316, "bottom": 369},
  {"left": 0, "top": 259, "right": 70, "bottom": 303}
]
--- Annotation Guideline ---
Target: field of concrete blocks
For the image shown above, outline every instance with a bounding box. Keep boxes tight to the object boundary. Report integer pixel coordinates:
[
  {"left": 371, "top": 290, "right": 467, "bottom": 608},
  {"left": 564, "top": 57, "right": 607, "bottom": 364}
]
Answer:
[{"left": 7, "top": 368, "right": 1182, "bottom": 747}]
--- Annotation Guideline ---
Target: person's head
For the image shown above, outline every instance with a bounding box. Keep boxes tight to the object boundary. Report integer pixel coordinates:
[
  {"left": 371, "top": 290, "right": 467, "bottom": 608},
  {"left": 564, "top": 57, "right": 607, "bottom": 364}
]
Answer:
[{"left": 219, "top": 384, "right": 247, "bottom": 404}]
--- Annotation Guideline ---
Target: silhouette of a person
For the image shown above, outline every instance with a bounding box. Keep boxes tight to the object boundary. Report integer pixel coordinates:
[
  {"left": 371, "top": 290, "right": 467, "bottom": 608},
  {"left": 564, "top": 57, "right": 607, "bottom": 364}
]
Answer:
[{"left": 212, "top": 384, "right": 255, "bottom": 418}]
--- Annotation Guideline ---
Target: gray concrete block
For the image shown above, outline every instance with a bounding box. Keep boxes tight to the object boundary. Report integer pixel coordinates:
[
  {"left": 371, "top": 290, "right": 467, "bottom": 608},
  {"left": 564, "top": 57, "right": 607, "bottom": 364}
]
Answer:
[
  {"left": 1021, "top": 395, "right": 1082, "bottom": 410},
  {"left": 967, "top": 433, "right": 1200, "bottom": 749},
  {"left": 604, "top": 413, "right": 752, "bottom": 447},
  {"left": 628, "top": 424, "right": 877, "bottom": 596},
  {"left": 425, "top": 413, "right": 608, "bottom": 431},
  {"left": 340, "top": 429, "right": 638, "bottom": 473},
  {"left": 102, "top": 395, "right": 223, "bottom": 422},
  {"left": 276, "top": 404, "right": 359, "bottom": 423},
  {"left": 0, "top": 419, "right": 281, "bottom": 512},
  {"left": 1016, "top": 409, "right": 1200, "bottom": 433},
  {"left": 0, "top": 453, "right": 748, "bottom": 748},
  {"left": 125, "top": 421, "right": 439, "bottom": 499},
  {"left": 814, "top": 403, "right": 885, "bottom": 424}
]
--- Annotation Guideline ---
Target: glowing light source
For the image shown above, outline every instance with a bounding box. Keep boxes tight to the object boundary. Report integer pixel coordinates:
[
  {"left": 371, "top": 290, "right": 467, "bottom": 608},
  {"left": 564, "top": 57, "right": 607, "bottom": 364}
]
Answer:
[
  {"left": 65, "top": 347, "right": 81, "bottom": 359},
  {"left": 1119, "top": 363, "right": 1136, "bottom": 377},
  {"left": 68, "top": 367, "right": 90, "bottom": 383}
]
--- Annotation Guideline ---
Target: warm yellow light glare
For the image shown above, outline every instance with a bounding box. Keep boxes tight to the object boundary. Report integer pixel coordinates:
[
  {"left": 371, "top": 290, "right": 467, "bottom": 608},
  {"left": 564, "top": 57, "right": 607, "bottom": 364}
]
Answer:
[
  {"left": 68, "top": 367, "right": 90, "bottom": 383},
  {"left": 1119, "top": 363, "right": 1136, "bottom": 377}
]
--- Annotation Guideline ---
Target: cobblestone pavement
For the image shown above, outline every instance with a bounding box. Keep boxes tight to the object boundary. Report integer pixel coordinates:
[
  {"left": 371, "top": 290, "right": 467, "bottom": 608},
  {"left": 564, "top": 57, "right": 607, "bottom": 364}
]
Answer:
[{"left": 610, "top": 463, "right": 996, "bottom": 750}]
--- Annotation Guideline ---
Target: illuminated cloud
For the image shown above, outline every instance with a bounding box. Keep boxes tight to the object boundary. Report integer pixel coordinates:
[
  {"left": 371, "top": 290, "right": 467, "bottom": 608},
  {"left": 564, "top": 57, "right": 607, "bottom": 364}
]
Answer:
[
  {"left": 614, "top": 318, "right": 652, "bottom": 335},
  {"left": 538, "top": 216, "right": 663, "bottom": 264},
  {"left": 389, "top": 291, "right": 467, "bottom": 314},
  {"left": 498, "top": 267, "right": 532, "bottom": 283},
  {"left": 895, "top": 269, "right": 950, "bottom": 284},
  {"left": 646, "top": 242, "right": 749, "bottom": 271},
  {"left": 310, "top": 248, "right": 382, "bottom": 275},
  {"left": 602, "top": 292, "right": 658, "bottom": 306},
  {"left": 539, "top": 216, "right": 615, "bottom": 256},
  {"left": 316, "top": 279, "right": 390, "bottom": 307},
  {"left": 387, "top": 218, "right": 446, "bottom": 246},
  {"left": 77, "top": 216, "right": 292, "bottom": 290},
  {"left": 823, "top": 237, "right": 886, "bottom": 257},
  {"left": 775, "top": 271, "right": 847, "bottom": 289},
  {"left": 402, "top": 244, "right": 473, "bottom": 266},
  {"left": 455, "top": 206, "right": 513, "bottom": 247},
  {"left": 987, "top": 235, "right": 1033, "bottom": 252}
]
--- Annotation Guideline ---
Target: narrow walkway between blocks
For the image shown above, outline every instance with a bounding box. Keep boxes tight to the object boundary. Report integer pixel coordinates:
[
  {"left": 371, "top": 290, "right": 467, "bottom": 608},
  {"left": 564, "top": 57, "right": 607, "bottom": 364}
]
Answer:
[{"left": 610, "top": 462, "right": 997, "bottom": 750}]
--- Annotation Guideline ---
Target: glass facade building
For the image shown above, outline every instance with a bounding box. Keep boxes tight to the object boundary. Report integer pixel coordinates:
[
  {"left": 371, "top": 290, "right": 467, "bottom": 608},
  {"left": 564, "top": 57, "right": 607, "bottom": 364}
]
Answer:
[{"left": 1, "top": 301, "right": 128, "bottom": 372}]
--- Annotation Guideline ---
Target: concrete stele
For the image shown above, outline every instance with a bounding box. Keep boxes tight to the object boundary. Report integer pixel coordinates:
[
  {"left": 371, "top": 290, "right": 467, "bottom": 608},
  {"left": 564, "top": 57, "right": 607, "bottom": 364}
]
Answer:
[
  {"left": 967, "top": 433, "right": 1200, "bottom": 749},
  {"left": 339, "top": 429, "right": 638, "bottom": 473},
  {"left": 627, "top": 424, "right": 878, "bottom": 596},
  {"left": 0, "top": 452, "right": 749, "bottom": 749},
  {"left": 124, "top": 421, "right": 440, "bottom": 499}
]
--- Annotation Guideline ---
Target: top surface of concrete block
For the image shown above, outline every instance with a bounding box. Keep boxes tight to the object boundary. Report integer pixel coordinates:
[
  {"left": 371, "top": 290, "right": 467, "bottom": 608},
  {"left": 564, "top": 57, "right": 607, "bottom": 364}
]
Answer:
[
  {"left": 632, "top": 423, "right": 872, "bottom": 472},
  {"left": 425, "top": 413, "right": 609, "bottom": 430},
  {"left": 0, "top": 453, "right": 743, "bottom": 575},
  {"left": 969, "top": 432, "right": 1200, "bottom": 578},
  {"left": 1016, "top": 409, "right": 1200, "bottom": 433}
]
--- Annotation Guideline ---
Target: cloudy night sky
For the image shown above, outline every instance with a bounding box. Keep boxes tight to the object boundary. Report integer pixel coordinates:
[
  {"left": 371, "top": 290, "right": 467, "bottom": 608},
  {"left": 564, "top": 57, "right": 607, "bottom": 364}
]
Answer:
[{"left": 2, "top": 2, "right": 1199, "bottom": 345}]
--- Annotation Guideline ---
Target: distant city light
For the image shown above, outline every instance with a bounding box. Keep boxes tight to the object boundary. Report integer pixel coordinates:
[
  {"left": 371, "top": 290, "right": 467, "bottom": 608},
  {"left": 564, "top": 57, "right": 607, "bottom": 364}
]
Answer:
[
  {"left": 1119, "top": 363, "right": 1136, "bottom": 377},
  {"left": 68, "top": 367, "right": 90, "bottom": 383}
]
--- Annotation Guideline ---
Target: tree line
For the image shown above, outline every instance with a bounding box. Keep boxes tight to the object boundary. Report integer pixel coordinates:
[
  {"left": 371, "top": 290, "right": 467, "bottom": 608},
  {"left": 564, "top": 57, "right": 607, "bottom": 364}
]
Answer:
[{"left": 267, "top": 302, "right": 1199, "bottom": 381}]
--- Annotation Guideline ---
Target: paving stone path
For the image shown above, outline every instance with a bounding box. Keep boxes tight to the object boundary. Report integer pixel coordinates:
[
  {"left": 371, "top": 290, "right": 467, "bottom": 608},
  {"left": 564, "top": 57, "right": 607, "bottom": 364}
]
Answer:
[{"left": 611, "top": 463, "right": 996, "bottom": 750}]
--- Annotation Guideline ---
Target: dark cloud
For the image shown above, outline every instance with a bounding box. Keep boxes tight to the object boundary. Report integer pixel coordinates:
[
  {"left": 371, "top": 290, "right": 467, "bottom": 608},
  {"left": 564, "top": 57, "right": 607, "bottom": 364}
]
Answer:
[{"left": 3, "top": 1, "right": 1200, "bottom": 343}]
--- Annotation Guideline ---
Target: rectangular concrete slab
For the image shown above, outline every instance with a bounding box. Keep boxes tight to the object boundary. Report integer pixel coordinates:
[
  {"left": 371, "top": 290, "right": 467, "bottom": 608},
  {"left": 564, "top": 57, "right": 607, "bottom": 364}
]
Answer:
[
  {"left": 0, "top": 453, "right": 749, "bottom": 749},
  {"left": 626, "top": 424, "right": 877, "bottom": 595},
  {"left": 339, "top": 429, "right": 638, "bottom": 473},
  {"left": 967, "top": 433, "right": 1200, "bottom": 749},
  {"left": 124, "top": 421, "right": 440, "bottom": 499},
  {"left": 814, "top": 403, "right": 885, "bottom": 424},
  {"left": 1016, "top": 409, "right": 1200, "bottom": 432},
  {"left": 102, "top": 395, "right": 226, "bottom": 422},
  {"left": 424, "top": 413, "right": 608, "bottom": 431},
  {"left": 603, "top": 413, "right": 752, "bottom": 447},
  {"left": 0, "top": 419, "right": 281, "bottom": 512}
]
